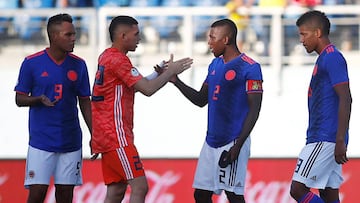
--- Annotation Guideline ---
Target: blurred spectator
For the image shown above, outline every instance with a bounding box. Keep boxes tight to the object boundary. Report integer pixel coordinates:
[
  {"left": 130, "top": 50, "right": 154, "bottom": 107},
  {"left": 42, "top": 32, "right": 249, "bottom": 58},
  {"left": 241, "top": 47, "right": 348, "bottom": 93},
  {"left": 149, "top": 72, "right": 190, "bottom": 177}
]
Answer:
[
  {"left": 56, "top": 0, "right": 93, "bottom": 7},
  {"left": 250, "top": 0, "right": 288, "bottom": 56},
  {"left": 292, "top": 0, "right": 321, "bottom": 8},
  {"left": 225, "top": 0, "right": 252, "bottom": 51},
  {"left": 282, "top": 0, "right": 307, "bottom": 56}
]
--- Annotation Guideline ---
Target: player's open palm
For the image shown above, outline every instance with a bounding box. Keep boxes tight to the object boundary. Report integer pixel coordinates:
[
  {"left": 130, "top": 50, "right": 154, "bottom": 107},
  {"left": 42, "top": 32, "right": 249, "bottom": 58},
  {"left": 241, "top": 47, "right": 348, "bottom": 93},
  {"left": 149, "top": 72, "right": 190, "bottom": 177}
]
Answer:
[
  {"left": 40, "top": 95, "right": 58, "bottom": 107},
  {"left": 167, "top": 54, "right": 193, "bottom": 75}
]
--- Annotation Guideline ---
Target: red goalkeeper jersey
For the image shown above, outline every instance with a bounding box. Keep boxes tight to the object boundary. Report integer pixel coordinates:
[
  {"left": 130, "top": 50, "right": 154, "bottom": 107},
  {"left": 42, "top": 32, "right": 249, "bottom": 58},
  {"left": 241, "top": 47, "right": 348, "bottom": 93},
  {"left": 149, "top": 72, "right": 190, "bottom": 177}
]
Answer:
[{"left": 91, "top": 48, "right": 142, "bottom": 153}]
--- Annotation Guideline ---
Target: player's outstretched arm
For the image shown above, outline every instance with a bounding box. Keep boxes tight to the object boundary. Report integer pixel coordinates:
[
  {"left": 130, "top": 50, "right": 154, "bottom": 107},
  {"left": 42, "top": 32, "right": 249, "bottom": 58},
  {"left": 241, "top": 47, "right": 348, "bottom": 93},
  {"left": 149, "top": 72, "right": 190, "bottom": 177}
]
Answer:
[
  {"left": 172, "top": 76, "right": 208, "bottom": 107},
  {"left": 134, "top": 54, "right": 193, "bottom": 97}
]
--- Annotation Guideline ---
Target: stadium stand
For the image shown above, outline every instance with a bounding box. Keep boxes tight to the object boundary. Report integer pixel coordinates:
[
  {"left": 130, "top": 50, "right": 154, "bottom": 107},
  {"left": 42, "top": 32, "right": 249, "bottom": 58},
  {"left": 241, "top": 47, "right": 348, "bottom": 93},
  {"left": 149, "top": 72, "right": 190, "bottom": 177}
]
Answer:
[
  {"left": 191, "top": 0, "right": 227, "bottom": 40},
  {"left": 0, "top": 3, "right": 359, "bottom": 66},
  {"left": 93, "top": 0, "right": 130, "bottom": 7},
  {"left": 0, "top": 0, "right": 19, "bottom": 39},
  {"left": 152, "top": 0, "right": 191, "bottom": 40},
  {"left": 56, "top": 0, "right": 95, "bottom": 44},
  {"left": 128, "top": 0, "right": 161, "bottom": 43},
  {"left": 13, "top": 0, "right": 54, "bottom": 41}
]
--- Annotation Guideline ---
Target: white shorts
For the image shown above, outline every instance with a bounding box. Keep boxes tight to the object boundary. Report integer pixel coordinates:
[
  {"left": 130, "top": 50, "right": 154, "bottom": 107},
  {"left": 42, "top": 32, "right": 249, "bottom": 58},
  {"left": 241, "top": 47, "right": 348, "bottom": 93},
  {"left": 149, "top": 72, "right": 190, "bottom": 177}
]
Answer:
[
  {"left": 292, "top": 142, "right": 343, "bottom": 189},
  {"left": 193, "top": 137, "right": 250, "bottom": 195},
  {"left": 24, "top": 146, "right": 83, "bottom": 188}
]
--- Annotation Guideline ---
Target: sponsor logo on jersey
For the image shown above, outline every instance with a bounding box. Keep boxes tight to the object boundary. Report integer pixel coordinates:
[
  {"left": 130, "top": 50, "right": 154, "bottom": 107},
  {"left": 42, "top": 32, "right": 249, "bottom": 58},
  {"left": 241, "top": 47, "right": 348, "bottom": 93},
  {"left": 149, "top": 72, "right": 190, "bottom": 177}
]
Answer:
[
  {"left": 41, "top": 71, "right": 49, "bottom": 77},
  {"left": 310, "top": 176, "right": 317, "bottom": 181}
]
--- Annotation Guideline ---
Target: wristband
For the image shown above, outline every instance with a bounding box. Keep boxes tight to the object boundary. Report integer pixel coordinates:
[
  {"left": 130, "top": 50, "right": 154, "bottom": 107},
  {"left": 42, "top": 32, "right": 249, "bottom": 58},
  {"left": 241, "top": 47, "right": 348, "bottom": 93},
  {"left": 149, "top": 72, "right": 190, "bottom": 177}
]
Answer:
[
  {"left": 145, "top": 71, "right": 158, "bottom": 80},
  {"left": 156, "top": 60, "right": 165, "bottom": 69}
]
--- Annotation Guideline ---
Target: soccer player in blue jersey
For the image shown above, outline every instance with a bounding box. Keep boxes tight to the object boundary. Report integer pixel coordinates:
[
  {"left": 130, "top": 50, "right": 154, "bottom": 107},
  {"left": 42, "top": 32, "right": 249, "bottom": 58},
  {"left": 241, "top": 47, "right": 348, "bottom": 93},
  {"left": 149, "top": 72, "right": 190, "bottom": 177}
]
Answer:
[
  {"left": 290, "top": 10, "right": 352, "bottom": 203},
  {"left": 172, "top": 19, "right": 263, "bottom": 203},
  {"left": 14, "top": 13, "right": 92, "bottom": 203}
]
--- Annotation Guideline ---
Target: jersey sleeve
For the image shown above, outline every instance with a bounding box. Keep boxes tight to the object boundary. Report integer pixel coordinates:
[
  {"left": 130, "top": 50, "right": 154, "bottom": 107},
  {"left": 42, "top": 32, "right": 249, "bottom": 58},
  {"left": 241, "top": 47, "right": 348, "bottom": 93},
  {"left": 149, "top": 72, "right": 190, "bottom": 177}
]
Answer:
[
  {"left": 14, "top": 58, "right": 32, "bottom": 94},
  {"left": 112, "top": 56, "right": 142, "bottom": 87},
  {"left": 77, "top": 60, "right": 91, "bottom": 97},
  {"left": 326, "top": 52, "right": 349, "bottom": 86},
  {"left": 245, "top": 63, "right": 263, "bottom": 93},
  {"left": 246, "top": 63, "right": 263, "bottom": 81}
]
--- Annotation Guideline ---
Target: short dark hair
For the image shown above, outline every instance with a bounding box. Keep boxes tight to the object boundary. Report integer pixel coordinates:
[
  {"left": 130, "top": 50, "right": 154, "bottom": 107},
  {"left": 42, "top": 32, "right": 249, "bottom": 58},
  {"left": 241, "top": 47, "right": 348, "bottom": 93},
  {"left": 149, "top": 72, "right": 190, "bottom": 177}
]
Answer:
[
  {"left": 296, "top": 10, "right": 330, "bottom": 36},
  {"left": 47, "top": 13, "right": 73, "bottom": 41},
  {"left": 211, "top": 19, "right": 237, "bottom": 45},
  {"left": 109, "top": 15, "right": 138, "bottom": 42}
]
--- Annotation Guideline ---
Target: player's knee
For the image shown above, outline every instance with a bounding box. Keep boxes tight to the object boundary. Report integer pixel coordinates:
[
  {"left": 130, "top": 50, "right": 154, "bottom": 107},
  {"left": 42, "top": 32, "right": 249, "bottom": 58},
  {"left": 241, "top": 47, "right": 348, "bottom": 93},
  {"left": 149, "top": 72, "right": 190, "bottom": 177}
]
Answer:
[
  {"left": 290, "top": 181, "right": 307, "bottom": 200},
  {"left": 131, "top": 182, "right": 148, "bottom": 198},
  {"left": 319, "top": 188, "right": 339, "bottom": 202},
  {"left": 27, "top": 185, "right": 48, "bottom": 203},
  {"left": 289, "top": 181, "right": 298, "bottom": 199},
  {"left": 194, "top": 189, "right": 212, "bottom": 203},
  {"left": 55, "top": 185, "right": 74, "bottom": 202},
  {"left": 105, "top": 183, "right": 127, "bottom": 202},
  {"left": 138, "top": 183, "right": 149, "bottom": 196},
  {"left": 225, "top": 191, "right": 245, "bottom": 203},
  {"left": 27, "top": 192, "right": 47, "bottom": 203}
]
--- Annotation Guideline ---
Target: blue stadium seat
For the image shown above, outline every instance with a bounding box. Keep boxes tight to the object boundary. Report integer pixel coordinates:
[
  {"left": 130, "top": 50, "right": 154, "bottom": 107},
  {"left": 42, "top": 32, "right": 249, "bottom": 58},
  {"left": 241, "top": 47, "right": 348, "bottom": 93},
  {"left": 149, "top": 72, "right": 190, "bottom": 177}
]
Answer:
[
  {"left": 161, "top": 0, "right": 192, "bottom": 6},
  {"left": 56, "top": 0, "right": 93, "bottom": 7},
  {"left": 13, "top": 0, "right": 55, "bottom": 41},
  {"left": 129, "top": 0, "right": 161, "bottom": 31},
  {"left": 0, "top": 0, "right": 19, "bottom": 37},
  {"left": 129, "top": 0, "right": 160, "bottom": 7},
  {"left": 190, "top": 0, "right": 228, "bottom": 6},
  {"left": 55, "top": 0, "right": 94, "bottom": 44},
  {"left": 150, "top": 0, "right": 191, "bottom": 39},
  {"left": 93, "top": 0, "right": 130, "bottom": 7},
  {"left": 191, "top": 0, "right": 226, "bottom": 40}
]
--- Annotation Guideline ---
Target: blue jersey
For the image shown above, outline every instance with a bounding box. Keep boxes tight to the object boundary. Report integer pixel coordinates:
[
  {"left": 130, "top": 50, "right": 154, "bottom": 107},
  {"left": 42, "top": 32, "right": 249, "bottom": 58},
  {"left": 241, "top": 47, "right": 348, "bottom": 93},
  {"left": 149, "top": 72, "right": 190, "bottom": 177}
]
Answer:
[
  {"left": 307, "top": 44, "right": 349, "bottom": 144},
  {"left": 14, "top": 49, "right": 91, "bottom": 152},
  {"left": 205, "top": 54, "right": 263, "bottom": 148}
]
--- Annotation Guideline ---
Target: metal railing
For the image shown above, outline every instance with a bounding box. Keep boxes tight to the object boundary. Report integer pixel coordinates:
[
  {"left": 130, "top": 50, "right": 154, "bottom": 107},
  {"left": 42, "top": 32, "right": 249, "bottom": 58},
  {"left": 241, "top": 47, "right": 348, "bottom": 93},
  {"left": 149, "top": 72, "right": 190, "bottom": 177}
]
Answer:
[{"left": 0, "top": 5, "right": 359, "bottom": 69}]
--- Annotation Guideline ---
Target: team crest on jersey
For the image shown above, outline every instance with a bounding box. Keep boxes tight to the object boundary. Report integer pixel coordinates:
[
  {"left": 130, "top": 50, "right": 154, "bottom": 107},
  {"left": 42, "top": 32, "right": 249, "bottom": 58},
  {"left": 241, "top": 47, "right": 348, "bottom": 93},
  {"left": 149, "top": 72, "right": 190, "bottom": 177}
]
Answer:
[
  {"left": 131, "top": 67, "right": 140, "bottom": 77},
  {"left": 28, "top": 170, "right": 35, "bottom": 179},
  {"left": 67, "top": 70, "right": 78, "bottom": 81},
  {"left": 225, "top": 70, "right": 236, "bottom": 81}
]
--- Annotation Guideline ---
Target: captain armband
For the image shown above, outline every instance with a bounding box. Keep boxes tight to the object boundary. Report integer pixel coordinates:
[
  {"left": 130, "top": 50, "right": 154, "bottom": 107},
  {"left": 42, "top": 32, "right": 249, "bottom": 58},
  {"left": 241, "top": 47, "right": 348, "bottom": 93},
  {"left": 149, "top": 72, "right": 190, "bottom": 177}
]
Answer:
[{"left": 246, "top": 80, "right": 263, "bottom": 93}]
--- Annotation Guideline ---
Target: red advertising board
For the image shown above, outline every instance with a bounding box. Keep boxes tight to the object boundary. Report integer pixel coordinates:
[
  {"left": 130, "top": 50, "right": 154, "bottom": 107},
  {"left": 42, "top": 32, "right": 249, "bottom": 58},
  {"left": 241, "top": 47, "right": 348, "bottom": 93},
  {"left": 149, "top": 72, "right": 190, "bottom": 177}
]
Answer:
[{"left": 0, "top": 158, "right": 359, "bottom": 203}]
